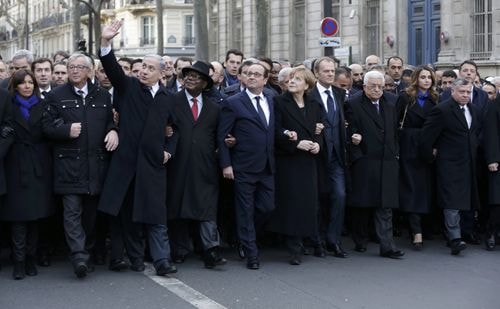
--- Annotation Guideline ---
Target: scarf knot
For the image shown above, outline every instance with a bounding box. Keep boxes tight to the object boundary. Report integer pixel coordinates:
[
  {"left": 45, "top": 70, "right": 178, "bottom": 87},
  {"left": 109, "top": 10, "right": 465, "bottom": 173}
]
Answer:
[{"left": 15, "top": 93, "right": 39, "bottom": 120}]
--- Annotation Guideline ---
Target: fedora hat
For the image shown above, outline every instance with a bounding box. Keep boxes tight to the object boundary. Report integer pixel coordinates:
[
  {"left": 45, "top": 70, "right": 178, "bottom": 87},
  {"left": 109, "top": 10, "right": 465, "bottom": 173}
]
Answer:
[{"left": 182, "top": 61, "right": 214, "bottom": 89}]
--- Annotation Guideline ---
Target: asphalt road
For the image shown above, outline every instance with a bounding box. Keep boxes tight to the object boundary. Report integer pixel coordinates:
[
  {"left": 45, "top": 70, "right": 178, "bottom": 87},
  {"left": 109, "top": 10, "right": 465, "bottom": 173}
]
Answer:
[{"left": 0, "top": 237, "right": 497, "bottom": 309}]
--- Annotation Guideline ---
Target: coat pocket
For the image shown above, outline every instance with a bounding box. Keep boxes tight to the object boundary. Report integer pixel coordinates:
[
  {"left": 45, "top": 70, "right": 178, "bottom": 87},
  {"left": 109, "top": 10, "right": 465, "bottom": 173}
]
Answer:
[{"left": 54, "top": 148, "right": 80, "bottom": 184}]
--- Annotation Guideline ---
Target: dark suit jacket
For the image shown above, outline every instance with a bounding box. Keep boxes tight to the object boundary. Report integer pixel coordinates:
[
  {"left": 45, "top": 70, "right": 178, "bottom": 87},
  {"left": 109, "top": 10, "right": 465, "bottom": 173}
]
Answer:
[
  {"left": 0, "top": 88, "right": 13, "bottom": 195},
  {"left": 218, "top": 90, "right": 275, "bottom": 174},
  {"left": 98, "top": 49, "right": 178, "bottom": 225},
  {"left": 420, "top": 98, "right": 480, "bottom": 210}
]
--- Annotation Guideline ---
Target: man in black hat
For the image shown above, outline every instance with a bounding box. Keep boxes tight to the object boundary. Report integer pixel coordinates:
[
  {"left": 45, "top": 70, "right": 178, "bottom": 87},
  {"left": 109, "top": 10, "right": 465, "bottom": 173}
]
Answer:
[{"left": 166, "top": 61, "right": 227, "bottom": 269}]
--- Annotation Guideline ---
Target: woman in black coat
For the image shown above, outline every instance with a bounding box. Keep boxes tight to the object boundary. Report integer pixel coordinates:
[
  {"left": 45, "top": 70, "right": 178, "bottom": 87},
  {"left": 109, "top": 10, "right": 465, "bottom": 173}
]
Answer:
[
  {"left": 396, "top": 66, "right": 438, "bottom": 249},
  {"left": 0, "top": 70, "right": 54, "bottom": 279},
  {"left": 484, "top": 95, "right": 500, "bottom": 250},
  {"left": 268, "top": 67, "right": 324, "bottom": 265}
]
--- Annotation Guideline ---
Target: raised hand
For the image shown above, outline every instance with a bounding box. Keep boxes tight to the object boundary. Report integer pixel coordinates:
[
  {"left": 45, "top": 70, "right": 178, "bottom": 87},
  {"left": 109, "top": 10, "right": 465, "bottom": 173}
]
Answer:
[{"left": 101, "top": 20, "right": 123, "bottom": 46}]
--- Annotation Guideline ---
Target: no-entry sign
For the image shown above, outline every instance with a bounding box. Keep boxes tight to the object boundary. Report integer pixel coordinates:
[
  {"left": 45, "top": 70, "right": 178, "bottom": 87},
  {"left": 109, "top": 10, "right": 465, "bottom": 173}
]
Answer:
[{"left": 320, "top": 17, "right": 339, "bottom": 37}]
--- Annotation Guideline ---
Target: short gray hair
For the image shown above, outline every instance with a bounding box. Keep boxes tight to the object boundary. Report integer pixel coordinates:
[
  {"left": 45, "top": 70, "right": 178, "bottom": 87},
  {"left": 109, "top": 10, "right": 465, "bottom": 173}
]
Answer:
[
  {"left": 12, "top": 49, "right": 34, "bottom": 64},
  {"left": 67, "top": 52, "right": 92, "bottom": 68},
  {"left": 144, "top": 54, "right": 165, "bottom": 70},
  {"left": 364, "top": 70, "right": 385, "bottom": 85},
  {"left": 452, "top": 77, "right": 471, "bottom": 88},
  {"left": 278, "top": 67, "right": 293, "bottom": 83}
]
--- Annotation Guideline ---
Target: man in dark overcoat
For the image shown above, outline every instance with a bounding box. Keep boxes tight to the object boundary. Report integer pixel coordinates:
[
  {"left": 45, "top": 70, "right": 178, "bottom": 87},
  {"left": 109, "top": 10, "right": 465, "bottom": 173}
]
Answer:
[
  {"left": 345, "top": 70, "right": 404, "bottom": 258},
  {"left": 167, "top": 61, "right": 226, "bottom": 269},
  {"left": 420, "top": 78, "right": 480, "bottom": 255},
  {"left": 42, "top": 53, "right": 118, "bottom": 278},
  {"left": 97, "top": 20, "right": 178, "bottom": 276}
]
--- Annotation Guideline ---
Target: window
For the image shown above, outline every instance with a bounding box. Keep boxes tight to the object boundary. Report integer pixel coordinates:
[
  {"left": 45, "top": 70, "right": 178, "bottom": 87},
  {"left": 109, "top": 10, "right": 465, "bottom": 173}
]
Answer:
[
  {"left": 184, "top": 15, "right": 195, "bottom": 45},
  {"left": 471, "top": 0, "right": 492, "bottom": 60},
  {"left": 231, "top": 0, "right": 242, "bottom": 50},
  {"left": 366, "top": 0, "right": 380, "bottom": 56},
  {"left": 141, "top": 16, "right": 155, "bottom": 46},
  {"left": 293, "top": 0, "right": 305, "bottom": 62},
  {"left": 208, "top": 0, "right": 219, "bottom": 59}
]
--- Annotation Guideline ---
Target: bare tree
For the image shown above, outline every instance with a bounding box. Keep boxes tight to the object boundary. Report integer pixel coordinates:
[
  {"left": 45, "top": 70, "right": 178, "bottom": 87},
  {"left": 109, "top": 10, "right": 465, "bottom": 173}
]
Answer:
[
  {"left": 0, "top": 0, "right": 28, "bottom": 49},
  {"left": 72, "top": 0, "right": 82, "bottom": 51},
  {"left": 156, "top": 0, "right": 164, "bottom": 55},
  {"left": 77, "top": 0, "right": 106, "bottom": 54},
  {"left": 193, "top": 0, "right": 209, "bottom": 61},
  {"left": 255, "top": 0, "right": 268, "bottom": 57}
]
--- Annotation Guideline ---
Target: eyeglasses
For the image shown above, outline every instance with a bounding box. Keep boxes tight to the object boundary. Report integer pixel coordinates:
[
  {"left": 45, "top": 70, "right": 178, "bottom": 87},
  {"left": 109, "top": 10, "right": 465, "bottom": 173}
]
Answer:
[
  {"left": 365, "top": 84, "right": 383, "bottom": 90},
  {"left": 246, "top": 72, "right": 264, "bottom": 78},
  {"left": 68, "top": 65, "right": 89, "bottom": 71}
]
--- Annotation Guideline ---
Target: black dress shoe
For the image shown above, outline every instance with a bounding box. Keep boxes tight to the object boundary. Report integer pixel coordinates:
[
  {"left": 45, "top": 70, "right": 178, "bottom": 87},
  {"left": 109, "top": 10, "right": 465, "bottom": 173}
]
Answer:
[
  {"left": 246, "top": 257, "right": 260, "bottom": 270},
  {"left": 237, "top": 244, "right": 246, "bottom": 259},
  {"left": 412, "top": 242, "right": 423, "bottom": 251},
  {"left": 327, "top": 243, "right": 348, "bottom": 258},
  {"left": 380, "top": 250, "right": 405, "bottom": 259},
  {"left": 450, "top": 240, "right": 467, "bottom": 255},
  {"left": 485, "top": 234, "right": 496, "bottom": 251},
  {"left": 172, "top": 254, "right": 187, "bottom": 264},
  {"left": 109, "top": 259, "right": 129, "bottom": 271},
  {"left": 130, "top": 259, "right": 145, "bottom": 272},
  {"left": 13, "top": 261, "right": 25, "bottom": 280},
  {"left": 156, "top": 261, "right": 177, "bottom": 276},
  {"left": 37, "top": 252, "right": 51, "bottom": 267},
  {"left": 203, "top": 247, "right": 227, "bottom": 269},
  {"left": 354, "top": 244, "right": 367, "bottom": 253},
  {"left": 74, "top": 261, "right": 88, "bottom": 278},
  {"left": 313, "top": 245, "right": 326, "bottom": 258},
  {"left": 288, "top": 255, "right": 301, "bottom": 265},
  {"left": 25, "top": 256, "right": 38, "bottom": 276}
]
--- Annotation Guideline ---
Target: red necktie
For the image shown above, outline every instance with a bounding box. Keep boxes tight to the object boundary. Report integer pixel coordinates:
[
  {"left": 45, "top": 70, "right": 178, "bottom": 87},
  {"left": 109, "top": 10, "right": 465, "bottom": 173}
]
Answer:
[{"left": 191, "top": 97, "right": 198, "bottom": 121}]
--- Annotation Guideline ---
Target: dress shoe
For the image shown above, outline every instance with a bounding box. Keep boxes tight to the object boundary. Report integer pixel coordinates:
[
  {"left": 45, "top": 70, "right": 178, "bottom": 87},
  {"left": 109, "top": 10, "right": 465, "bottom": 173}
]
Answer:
[
  {"left": 172, "top": 254, "right": 187, "bottom": 264},
  {"left": 412, "top": 242, "right": 423, "bottom": 251},
  {"left": 354, "top": 244, "right": 367, "bottom": 253},
  {"left": 485, "top": 234, "right": 496, "bottom": 251},
  {"left": 109, "top": 259, "right": 129, "bottom": 271},
  {"left": 237, "top": 244, "right": 246, "bottom": 259},
  {"left": 37, "top": 252, "right": 51, "bottom": 267},
  {"left": 25, "top": 256, "right": 38, "bottom": 276},
  {"left": 450, "top": 239, "right": 467, "bottom": 255},
  {"left": 93, "top": 253, "right": 106, "bottom": 266},
  {"left": 326, "top": 243, "right": 348, "bottom": 258},
  {"left": 130, "top": 259, "right": 145, "bottom": 272},
  {"left": 156, "top": 261, "right": 178, "bottom": 276},
  {"left": 463, "top": 233, "right": 481, "bottom": 245},
  {"left": 12, "top": 261, "right": 25, "bottom": 280},
  {"left": 313, "top": 245, "right": 326, "bottom": 258},
  {"left": 203, "top": 247, "right": 227, "bottom": 269},
  {"left": 380, "top": 249, "right": 405, "bottom": 259},
  {"left": 73, "top": 261, "right": 88, "bottom": 278},
  {"left": 288, "top": 255, "right": 301, "bottom": 265},
  {"left": 246, "top": 257, "right": 260, "bottom": 270}
]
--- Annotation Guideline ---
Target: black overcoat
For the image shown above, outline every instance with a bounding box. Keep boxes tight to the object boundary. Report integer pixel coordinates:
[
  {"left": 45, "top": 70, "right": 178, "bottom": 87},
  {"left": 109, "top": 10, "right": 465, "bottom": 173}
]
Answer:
[
  {"left": 42, "top": 81, "right": 115, "bottom": 195},
  {"left": 0, "top": 97, "right": 54, "bottom": 221},
  {"left": 420, "top": 98, "right": 480, "bottom": 210},
  {"left": 396, "top": 92, "right": 435, "bottom": 214},
  {"left": 268, "top": 92, "right": 323, "bottom": 236},
  {"left": 484, "top": 98, "right": 500, "bottom": 204},
  {"left": 98, "top": 50, "right": 178, "bottom": 225},
  {"left": 0, "top": 88, "right": 12, "bottom": 196},
  {"left": 167, "top": 91, "right": 220, "bottom": 221},
  {"left": 345, "top": 92, "right": 399, "bottom": 209}
]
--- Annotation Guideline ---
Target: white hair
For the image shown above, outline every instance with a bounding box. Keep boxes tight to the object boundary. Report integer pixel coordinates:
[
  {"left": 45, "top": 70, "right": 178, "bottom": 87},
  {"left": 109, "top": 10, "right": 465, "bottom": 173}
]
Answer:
[{"left": 363, "top": 70, "right": 385, "bottom": 85}]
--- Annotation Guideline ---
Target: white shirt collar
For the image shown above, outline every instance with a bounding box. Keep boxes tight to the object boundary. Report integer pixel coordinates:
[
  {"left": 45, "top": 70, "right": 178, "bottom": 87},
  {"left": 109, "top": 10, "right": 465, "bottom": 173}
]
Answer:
[{"left": 74, "top": 83, "right": 89, "bottom": 97}]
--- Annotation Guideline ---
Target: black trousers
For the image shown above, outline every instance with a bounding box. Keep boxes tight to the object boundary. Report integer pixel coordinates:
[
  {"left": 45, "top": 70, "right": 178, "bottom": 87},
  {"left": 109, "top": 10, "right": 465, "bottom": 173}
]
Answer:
[
  {"left": 11, "top": 221, "right": 38, "bottom": 262},
  {"left": 169, "top": 219, "right": 220, "bottom": 256},
  {"left": 351, "top": 207, "right": 396, "bottom": 253}
]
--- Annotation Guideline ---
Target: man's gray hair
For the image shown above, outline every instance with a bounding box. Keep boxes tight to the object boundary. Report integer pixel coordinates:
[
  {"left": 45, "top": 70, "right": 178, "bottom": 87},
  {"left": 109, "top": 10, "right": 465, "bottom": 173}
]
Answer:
[
  {"left": 452, "top": 77, "right": 471, "bottom": 88},
  {"left": 364, "top": 70, "right": 385, "bottom": 85},
  {"left": 278, "top": 67, "right": 293, "bottom": 83},
  {"left": 12, "top": 49, "right": 34, "bottom": 63},
  {"left": 67, "top": 52, "right": 93, "bottom": 68},
  {"left": 144, "top": 54, "right": 165, "bottom": 70}
]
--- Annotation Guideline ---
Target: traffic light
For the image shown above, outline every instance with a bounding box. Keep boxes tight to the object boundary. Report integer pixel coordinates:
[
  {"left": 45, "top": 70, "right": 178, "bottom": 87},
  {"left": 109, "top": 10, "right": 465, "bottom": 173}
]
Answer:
[{"left": 77, "top": 40, "right": 87, "bottom": 52}]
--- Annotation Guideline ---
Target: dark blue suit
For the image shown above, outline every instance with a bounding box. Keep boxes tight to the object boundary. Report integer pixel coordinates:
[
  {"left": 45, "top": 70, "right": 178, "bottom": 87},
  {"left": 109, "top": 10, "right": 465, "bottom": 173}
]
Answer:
[
  {"left": 310, "top": 84, "right": 347, "bottom": 247},
  {"left": 218, "top": 90, "right": 275, "bottom": 258}
]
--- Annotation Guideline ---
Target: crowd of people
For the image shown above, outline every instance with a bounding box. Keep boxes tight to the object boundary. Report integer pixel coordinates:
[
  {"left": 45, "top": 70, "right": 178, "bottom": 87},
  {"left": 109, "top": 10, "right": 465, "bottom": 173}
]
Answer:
[{"left": 0, "top": 20, "right": 499, "bottom": 281}]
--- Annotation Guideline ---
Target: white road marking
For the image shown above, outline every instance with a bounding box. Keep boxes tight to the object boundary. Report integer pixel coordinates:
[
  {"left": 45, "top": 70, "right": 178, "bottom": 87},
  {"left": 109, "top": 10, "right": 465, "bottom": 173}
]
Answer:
[{"left": 144, "top": 264, "right": 227, "bottom": 309}]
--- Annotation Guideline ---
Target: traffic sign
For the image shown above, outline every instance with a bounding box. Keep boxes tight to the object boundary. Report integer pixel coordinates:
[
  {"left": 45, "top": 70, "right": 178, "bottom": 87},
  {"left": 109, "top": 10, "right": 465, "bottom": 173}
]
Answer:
[
  {"left": 319, "top": 37, "right": 341, "bottom": 47},
  {"left": 320, "top": 17, "right": 339, "bottom": 37}
]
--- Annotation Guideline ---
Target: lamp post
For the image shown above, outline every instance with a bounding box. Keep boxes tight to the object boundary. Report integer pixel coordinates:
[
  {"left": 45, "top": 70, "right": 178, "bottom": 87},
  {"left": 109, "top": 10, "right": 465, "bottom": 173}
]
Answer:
[
  {"left": 88, "top": 0, "right": 93, "bottom": 55},
  {"left": 24, "top": 0, "right": 29, "bottom": 49}
]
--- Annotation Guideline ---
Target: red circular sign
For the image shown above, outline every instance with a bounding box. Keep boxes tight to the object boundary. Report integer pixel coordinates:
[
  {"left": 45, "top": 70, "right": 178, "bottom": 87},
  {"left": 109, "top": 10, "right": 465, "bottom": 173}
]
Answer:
[{"left": 320, "top": 17, "right": 339, "bottom": 37}]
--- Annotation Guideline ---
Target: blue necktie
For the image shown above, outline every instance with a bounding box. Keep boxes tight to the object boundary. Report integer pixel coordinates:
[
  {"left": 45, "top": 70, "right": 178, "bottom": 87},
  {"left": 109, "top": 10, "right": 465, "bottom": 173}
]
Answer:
[
  {"left": 255, "top": 96, "right": 268, "bottom": 127},
  {"left": 325, "top": 90, "right": 336, "bottom": 118}
]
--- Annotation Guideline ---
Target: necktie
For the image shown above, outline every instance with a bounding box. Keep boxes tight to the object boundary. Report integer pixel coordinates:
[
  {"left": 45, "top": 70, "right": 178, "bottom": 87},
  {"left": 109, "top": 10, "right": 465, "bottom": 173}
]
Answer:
[
  {"left": 41, "top": 91, "right": 48, "bottom": 99},
  {"left": 191, "top": 97, "right": 199, "bottom": 121},
  {"left": 325, "top": 90, "right": 336, "bottom": 117},
  {"left": 77, "top": 90, "right": 85, "bottom": 105},
  {"left": 255, "top": 96, "right": 268, "bottom": 127},
  {"left": 373, "top": 102, "right": 380, "bottom": 114},
  {"left": 461, "top": 107, "right": 471, "bottom": 129}
]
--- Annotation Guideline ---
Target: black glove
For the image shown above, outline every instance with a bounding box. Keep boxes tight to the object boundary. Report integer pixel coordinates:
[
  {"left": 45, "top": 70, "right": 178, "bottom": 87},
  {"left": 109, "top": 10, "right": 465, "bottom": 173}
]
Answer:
[
  {"left": 52, "top": 118, "right": 64, "bottom": 127},
  {"left": 0, "top": 126, "right": 14, "bottom": 138}
]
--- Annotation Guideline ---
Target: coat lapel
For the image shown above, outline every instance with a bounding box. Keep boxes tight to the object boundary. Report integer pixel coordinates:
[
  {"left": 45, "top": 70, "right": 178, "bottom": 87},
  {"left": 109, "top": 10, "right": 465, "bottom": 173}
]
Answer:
[
  {"left": 282, "top": 93, "right": 313, "bottom": 136},
  {"left": 360, "top": 96, "right": 384, "bottom": 129},
  {"left": 451, "top": 104, "right": 469, "bottom": 130},
  {"left": 242, "top": 92, "right": 267, "bottom": 129},
  {"left": 13, "top": 104, "right": 31, "bottom": 132}
]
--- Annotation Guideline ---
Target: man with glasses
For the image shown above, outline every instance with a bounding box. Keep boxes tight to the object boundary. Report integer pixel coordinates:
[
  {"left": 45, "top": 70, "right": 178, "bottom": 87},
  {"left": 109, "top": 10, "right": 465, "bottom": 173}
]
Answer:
[
  {"left": 218, "top": 63, "right": 276, "bottom": 270},
  {"left": 345, "top": 70, "right": 404, "bottom": 259},
  {"left": 0, "top": 49, "right": 34, "bottom": 88},
  {"left": 42, "top": 52, "right": 118, "bottom": 278}
]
